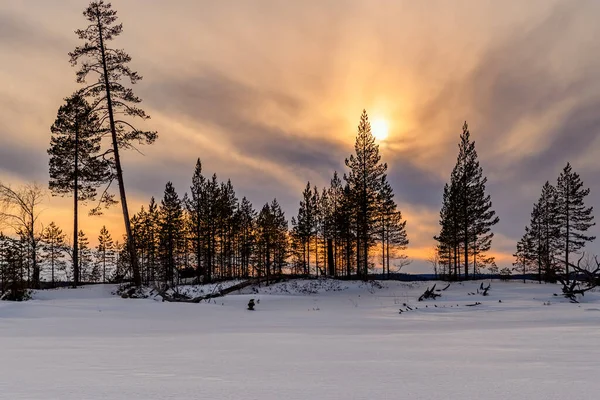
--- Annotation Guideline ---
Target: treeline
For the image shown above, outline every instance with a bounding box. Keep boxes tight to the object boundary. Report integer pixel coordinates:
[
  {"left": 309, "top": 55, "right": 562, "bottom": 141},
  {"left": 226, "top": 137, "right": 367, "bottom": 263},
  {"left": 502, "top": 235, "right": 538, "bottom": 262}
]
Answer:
[
  {"left": 1, "top": 111, "right": 410, "bottom": 294},
  {"left": 128, "top": 166, "right": 289, "bottom": 286},
  {"left": 290, "top": 112, "right": 409, "bottom": 279},
  {"left": 126, "top": 110, "right": 409, "bottom": 286},
  {"left": 0, "top": 222, "right": 123, "bottom": 299}
]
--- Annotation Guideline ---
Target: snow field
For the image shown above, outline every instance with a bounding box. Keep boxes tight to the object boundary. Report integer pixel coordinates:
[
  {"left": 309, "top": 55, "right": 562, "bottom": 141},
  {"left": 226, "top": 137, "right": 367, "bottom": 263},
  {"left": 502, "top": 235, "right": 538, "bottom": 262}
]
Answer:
[{"left": 1, "top": 279, "right": 599, "bottom": 399}]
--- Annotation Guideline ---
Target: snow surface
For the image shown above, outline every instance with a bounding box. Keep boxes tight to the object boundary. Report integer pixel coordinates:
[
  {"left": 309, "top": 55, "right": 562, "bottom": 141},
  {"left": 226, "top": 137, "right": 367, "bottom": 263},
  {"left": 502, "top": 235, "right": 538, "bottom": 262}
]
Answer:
[{"left": 1, "top": 279, "right": 599, "bottom": 399}]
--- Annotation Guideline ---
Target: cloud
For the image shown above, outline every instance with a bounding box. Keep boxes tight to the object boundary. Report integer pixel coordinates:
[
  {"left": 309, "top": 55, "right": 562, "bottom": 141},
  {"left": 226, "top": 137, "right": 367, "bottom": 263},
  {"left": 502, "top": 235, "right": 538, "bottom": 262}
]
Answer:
[
  {"left": 0, "top": 132, "right": 48, "bottom": 182},
  {"left": 0, "top": 11, "right": 69, "bottom": 53},
  {"left": 143, "top": 70, "right": 347, "bottom": 173}
]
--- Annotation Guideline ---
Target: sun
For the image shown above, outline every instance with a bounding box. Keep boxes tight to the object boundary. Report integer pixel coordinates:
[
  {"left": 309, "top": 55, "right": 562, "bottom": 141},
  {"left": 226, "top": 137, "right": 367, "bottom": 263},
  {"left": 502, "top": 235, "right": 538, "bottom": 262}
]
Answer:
[{"left": 371, "top": 118, "right": 389, "bottom": 141}]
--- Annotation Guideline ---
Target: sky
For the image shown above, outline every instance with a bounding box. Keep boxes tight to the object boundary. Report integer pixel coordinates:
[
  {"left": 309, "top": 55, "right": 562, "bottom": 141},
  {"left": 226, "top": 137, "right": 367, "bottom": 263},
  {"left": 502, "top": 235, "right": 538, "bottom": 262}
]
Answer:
[{"left": 1, "top": 0, "right": 600, "bottom": 272}]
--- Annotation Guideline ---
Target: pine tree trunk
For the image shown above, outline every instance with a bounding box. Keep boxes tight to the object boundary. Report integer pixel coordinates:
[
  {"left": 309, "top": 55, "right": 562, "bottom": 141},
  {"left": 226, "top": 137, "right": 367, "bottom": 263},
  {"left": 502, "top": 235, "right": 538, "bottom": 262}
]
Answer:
[
  {"left": 73, "top": 120, "right": 79, "bottom": 287},
  {"left": 306, "top": 238, "right": 310, "bottom": 276},
  {"left": 346, "top": 234, "right": 351, "bottom": 277},
  {"left": 327, "top": 239, "right": 334, "bottom": 276},
  {"left": 381, "top": 216, "right": 385, "bottom": 278},
  {"left": 303, "top": 243, "right": 307, "bottom": 275},
  {"left": 565, "top": 191, "right": 570, "bottom": 283},
  {"left": 464, "top": 230, "right": 469, "bottom": 280},
  {"left": 51, "top": 251, "right": 55, "bottom": 288},
  {"left": 314, "top": 235, "right": 319, "bottom": 277},
  {"left": 386, "top": 230, "right": 390, "bottom": 279},
  {"left": 196, "top": 219, "right": 202, "bottom": 284},
  {"left": 31, "top": 232, "right": 39, "bottom": 289}
]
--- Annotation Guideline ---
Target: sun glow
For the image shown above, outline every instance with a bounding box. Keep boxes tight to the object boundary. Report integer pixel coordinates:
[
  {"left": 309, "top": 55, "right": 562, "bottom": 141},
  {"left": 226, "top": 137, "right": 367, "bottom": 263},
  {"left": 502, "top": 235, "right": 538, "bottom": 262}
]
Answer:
[{"left": 371, "top": 118, "right": 389, "bottom": 141}]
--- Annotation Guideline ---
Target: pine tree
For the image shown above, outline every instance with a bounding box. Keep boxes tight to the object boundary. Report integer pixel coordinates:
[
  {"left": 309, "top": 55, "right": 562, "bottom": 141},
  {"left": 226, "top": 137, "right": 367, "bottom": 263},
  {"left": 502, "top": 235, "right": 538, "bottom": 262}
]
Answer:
[
  {"left": 435, "top": 182, "right": 458, "bottom": 279},
  {"left": 538, "top": 182, "right": 561, "bottom": 279},
  {"left": 186, "top": 159, "right": 206, "bottom": 283},
  {"left": 344, "top": 110, "right": 387, "bottom": 277},
  {"left": 436, "top": 122, "right": 498, "bottom": 279},
  {"left": 339, "top": 183, "right": 356, "bottom": 277},
  {"left": 113, "top": 239, "right": 127, "bottom": 282},
  {"left": 256, "top": 203, "right": 272, "bottom": 280},
  {"left": 158, "top": 182, "right": 184, "bottom": 286},
  {"left": 312, "top": 186, "right": 324, "bottom": 276},
  {"left": 41, "top": 222, "right": 68, "bottom": 287},
  {"left": 236, "top": 197, "right": 256, "bottom": 278},
  {"left": 49, "top": 93, "right": 112, "bottom": 286},
  {"left": 555, "top": 163, "right": 595, "bottom": 280},
  {"left": 255, "top": 199, "right": 288, "bottom": 280},
  {"left": 131, "top": 207, "right": 147, "bottom": 282},
  {"left": 377, "top": 179, "right": 408, "bottom": 277},
  {"left": 327, "top": 172, "right": 344, "bottom": 276},
  {"left": 77, "top": 230, "right": 92, "bottom": 282},
  {"left": 69, "top": 1, "right": 158, "bottom": 286},
  {"left": 219, "top": 180, "right": 238, "bottom": 279},
  {"left": 513, "top": 226, "right": 536, "bottom": 282},
  {"left": 96, "top": 225, "right": 114, "bottom": 283},
  {"left": 319, "top": 186, "right": 335, "bottom": 276},
  {"left": 195, "top": 174, "right": 220, "bottom": 282},
  {"left": 295, "top": 183, "right": 314, "bottom": 275},
  {"left": 144, "top": 198, "right": 160, "bottom": 283},
  {"left": 515, "top": 182, "right": 561, "bottom": 282},
  {"left": 270, "top": 199, "right": 289, "bottom": 275}
]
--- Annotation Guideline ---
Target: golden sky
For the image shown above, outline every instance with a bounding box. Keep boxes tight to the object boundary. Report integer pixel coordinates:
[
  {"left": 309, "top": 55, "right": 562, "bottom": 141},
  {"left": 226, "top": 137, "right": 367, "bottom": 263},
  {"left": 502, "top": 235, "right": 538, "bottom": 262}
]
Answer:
[{"left": 1, "top": 0, "right": 600, "bottom": 271}]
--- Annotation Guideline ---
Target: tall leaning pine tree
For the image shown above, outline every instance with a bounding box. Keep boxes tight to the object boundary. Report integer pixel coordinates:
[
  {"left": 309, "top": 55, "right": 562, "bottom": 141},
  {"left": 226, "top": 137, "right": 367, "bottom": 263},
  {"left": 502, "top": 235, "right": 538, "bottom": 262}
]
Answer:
[
  {"left": 69, "top": 1, "right": 157, "bottom": 286},
  {"left": 555, "top": 163, "right": 595, "bottom": 280},
  {"left": 344, "top": 110, "right": 387, "bottom": 277}
]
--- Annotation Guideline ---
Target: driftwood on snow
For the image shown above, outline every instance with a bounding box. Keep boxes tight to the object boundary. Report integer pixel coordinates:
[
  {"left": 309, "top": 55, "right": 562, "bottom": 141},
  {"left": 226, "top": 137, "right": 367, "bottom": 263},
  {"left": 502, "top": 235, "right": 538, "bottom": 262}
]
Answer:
[
  {"left": 479, "top": 282, "right": 491, "bottom": 296},
  {"left": 556, "top": 254, "right": 600, "bottom": 303},
  {"left": 418, "top": 284, "right": 441, "bottom": 301}
]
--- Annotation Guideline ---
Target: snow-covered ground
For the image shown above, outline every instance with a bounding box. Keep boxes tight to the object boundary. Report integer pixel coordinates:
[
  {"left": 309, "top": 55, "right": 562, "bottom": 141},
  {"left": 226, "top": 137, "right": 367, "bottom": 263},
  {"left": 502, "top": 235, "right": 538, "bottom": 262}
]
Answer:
[{"left": 1, "top": 279, "right": 599, "bottom": 399}]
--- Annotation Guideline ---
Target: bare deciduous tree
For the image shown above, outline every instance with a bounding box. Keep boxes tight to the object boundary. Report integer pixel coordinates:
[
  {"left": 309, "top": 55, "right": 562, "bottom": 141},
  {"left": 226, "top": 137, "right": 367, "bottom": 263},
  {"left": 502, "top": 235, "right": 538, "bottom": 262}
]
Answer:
[
  {"left": 0, "top": 183, "right": 46, "bottom": 288},
  {"left": 427, "top": 250, "right": 439, "bottom": 279}
]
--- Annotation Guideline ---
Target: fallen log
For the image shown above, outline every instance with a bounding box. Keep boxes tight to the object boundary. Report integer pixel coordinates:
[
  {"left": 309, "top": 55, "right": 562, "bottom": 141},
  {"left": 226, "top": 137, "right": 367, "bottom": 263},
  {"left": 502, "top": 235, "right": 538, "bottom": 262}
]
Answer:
[{"left": 160, "top": 275, "right": 287, "bottom": 303}]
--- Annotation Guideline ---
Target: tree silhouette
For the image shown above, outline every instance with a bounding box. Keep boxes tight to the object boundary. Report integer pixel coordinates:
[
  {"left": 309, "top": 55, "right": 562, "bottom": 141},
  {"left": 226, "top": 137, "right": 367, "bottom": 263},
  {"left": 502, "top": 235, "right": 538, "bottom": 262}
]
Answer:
[
  {"left": 49, "top": 92, "right": 111, "bottom": 286},
  {"left": 436, "top": 122, "right": 498, "bottom": 279},
  {"left": 41, "top": 222, "right": 68, "bottom": 287},
  {"left": 344, "top": 110, "right": 387, "bottom": 277},
  {"left": 69, "top": 1, "right": 157, "bottom": 286},
  {"left": 555, "top": 163, "right": 595, "bottom": 281}
]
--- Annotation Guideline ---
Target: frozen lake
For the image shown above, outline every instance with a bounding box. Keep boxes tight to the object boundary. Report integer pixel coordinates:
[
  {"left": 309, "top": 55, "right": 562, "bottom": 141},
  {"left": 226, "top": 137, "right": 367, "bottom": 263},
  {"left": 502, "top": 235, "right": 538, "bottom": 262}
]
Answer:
[{"left": 1, "top": 279, "right": 599, "bottom": 399}]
